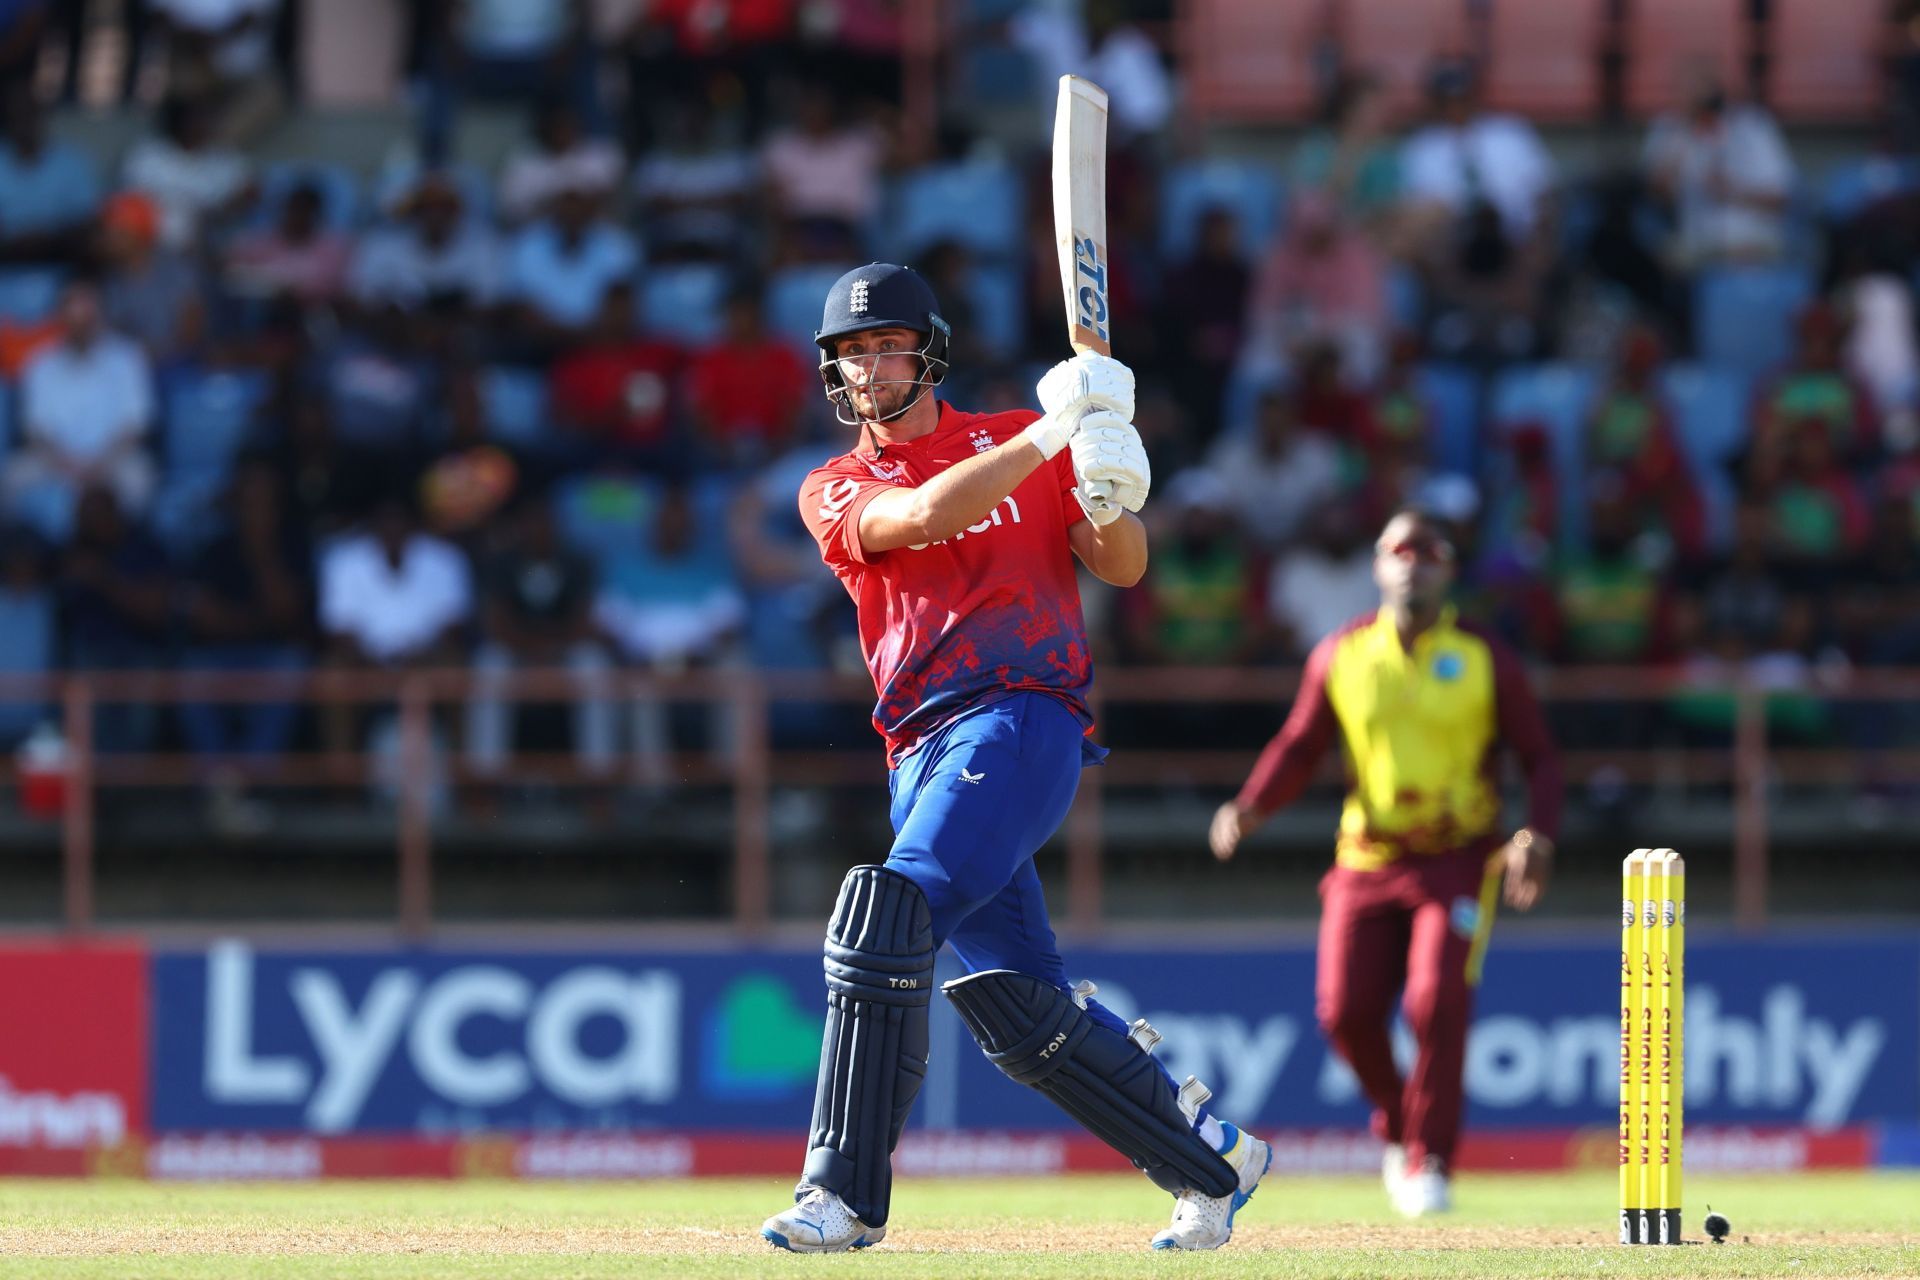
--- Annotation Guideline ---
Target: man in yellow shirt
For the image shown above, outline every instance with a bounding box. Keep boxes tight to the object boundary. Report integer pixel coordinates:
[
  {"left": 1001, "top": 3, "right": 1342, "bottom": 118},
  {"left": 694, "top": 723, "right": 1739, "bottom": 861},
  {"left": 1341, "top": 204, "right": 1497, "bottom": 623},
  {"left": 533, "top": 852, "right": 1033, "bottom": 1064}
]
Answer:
[{"left": 1211, "top": 508, "right": 1562, "bottom": 1216}]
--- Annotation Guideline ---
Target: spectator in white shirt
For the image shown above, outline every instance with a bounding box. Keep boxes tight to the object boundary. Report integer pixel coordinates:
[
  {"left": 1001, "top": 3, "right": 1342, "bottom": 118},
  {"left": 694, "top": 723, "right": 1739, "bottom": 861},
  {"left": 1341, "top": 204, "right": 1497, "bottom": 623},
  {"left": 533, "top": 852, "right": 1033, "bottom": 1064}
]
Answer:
[
  {"left": 498, "top": 97, "right": 624, "bottom": 226},
  {"left": 1205, "top": 389, "right": 1344, "bottom": 552},
  {"left": 761, "top": 82, "right": 887, "bottom": 260},
  {"left": 318, "top": 494, "right": 473, "bottom": 751},
  {"left": 4, "top": 282, "right": 157, "bottom": 542},
  {"left": 147, "top": 0, "right": 285, "bottom": 144},
  {"left": 1266, "top": 499, "right": 1381, "bottom": 660},
  {"left": 632, "top": 97, "right": 759, "bottom": 263},
  {"left": 1400, "top": 60, "right": 1554, "bottom": 246},
  {"left": 1643, "top": 71, "right": 1795, "bottom": 269},
  {"left": 421, "top": 0, "right": 603, "bottom": 164},
  {"left": 348, "top": 172, "right": 503, "bottom": 314},
  {"left": 122, "top": 93, "right": 256, "bottom": 252},
  {"left": 1010, "top": 0, "right": 1172, "bottom": 141},
  {"left": 506, "top": 182, "right": 638, "bottom": 344}
]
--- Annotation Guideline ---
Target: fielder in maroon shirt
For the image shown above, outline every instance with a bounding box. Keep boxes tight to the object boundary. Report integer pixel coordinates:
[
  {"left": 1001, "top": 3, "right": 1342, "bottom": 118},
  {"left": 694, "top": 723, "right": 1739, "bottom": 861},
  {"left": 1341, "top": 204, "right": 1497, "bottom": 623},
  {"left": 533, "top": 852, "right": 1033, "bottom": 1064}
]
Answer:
[{"left": 1211, "top": 508, "right": 1563, "bottom": 1216}]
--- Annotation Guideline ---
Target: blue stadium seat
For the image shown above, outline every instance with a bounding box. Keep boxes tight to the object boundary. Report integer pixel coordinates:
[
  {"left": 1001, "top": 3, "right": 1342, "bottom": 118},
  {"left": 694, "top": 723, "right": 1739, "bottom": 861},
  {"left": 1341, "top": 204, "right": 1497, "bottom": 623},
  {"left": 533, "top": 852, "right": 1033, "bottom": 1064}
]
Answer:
[
  {"left": 1658, "top": 362, "right": 1750, "bottom": 469},
  {"left": 1412, "top": 363, "right": 1482, "bottom": 475},
  {"left": 478, "top": 365, "right": 549, "bottom": 447},
  {"left": 1694, "top": 266, "right": 1814, "bottom": 381},
  {"left": 887, "top": 160, "right": 1025, "bottom": 261},
  {"left": 555, "top": 472, "right": 655, "bottom": 569},
  {"left": 162, "top": 365, "right": 271, "bottom": 484},
  {"left": 0, "top": 379, "right": 11, "bottom": 459},
  {"left": 253, "top": 162, "right": 362, "bottom": 232},
  {"left": 1384, "top": 264, "right": 1424, "bottom": 335},
  {"left": 765, "top": 264, "right": 854, "bottom": 356},
  {"left": 963, "top": 263, "right": 1024, "bottom": 361},
  {"left": 1160, "top": 160, "right": 1284, "bottom": 260},
  {"left": 151, "top": 473, "right": 226, "bottom": 557},
  {"left": 638, "top": 263, "right": 730, "bottom": 345},
  {"left": 955, "top": 44, "right": 1037, "bottom": 104},
  {"left": 0, "top": 270, "right": 62, "bottom": 324},
  {"left": 1819, "top": 155, "right": 1920, "bottom": 222},
  {"left": 1489, "top": 362, "right": 1598, "bottom": 547}
]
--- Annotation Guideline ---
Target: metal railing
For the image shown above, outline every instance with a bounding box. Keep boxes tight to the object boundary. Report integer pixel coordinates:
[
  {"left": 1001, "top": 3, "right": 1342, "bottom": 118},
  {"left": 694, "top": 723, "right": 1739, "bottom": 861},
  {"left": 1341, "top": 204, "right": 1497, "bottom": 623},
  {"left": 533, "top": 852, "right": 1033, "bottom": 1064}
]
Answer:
[{"left": 7, "top": 664, "right": 1919, "bottom": 938}]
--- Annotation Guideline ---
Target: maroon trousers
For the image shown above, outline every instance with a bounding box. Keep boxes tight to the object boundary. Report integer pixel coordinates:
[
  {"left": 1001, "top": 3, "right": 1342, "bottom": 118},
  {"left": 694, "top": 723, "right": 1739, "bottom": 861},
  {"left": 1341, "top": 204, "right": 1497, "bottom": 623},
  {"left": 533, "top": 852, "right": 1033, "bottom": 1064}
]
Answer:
[{"left": 1315, "top": 845, "right": 1500, "bottom": 1174}]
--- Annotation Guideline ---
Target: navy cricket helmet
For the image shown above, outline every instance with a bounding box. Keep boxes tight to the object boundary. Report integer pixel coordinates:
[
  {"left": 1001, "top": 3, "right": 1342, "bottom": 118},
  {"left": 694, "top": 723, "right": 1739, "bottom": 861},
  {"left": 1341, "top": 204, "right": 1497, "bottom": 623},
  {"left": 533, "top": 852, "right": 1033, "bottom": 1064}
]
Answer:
[{"left": 814, "top": 263, "right": 951, "bottom": 425}]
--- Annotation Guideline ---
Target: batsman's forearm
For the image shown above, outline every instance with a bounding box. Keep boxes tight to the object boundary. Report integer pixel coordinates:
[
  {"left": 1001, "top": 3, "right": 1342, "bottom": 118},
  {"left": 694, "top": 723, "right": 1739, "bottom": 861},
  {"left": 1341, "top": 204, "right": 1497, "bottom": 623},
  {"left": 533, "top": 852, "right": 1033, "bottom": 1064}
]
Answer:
[
  {"left": 907, "top": 440, "right": 1048, "bottom": 544},
  {"left": 1082, "top": 512, "right": 1147, "bottom": 586}
]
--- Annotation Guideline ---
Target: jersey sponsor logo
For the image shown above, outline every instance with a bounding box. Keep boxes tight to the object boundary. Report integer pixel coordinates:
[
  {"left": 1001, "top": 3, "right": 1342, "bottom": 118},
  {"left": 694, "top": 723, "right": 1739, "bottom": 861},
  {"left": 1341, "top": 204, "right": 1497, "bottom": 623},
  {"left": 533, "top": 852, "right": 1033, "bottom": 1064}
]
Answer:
[
  {"left": 959, "top": 768, "right": 986, "bottom": 784},
  {"left": 906, "top": 496, "right": 1021, "bottom": 551}
]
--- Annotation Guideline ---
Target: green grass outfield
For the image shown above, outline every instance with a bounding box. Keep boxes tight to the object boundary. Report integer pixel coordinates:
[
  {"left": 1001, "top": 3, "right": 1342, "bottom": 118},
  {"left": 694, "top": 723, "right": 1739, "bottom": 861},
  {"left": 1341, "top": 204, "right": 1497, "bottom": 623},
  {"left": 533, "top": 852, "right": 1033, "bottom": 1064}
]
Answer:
[{"left": 2, "top": 1171, "right": 1917, "bottom": 1279}]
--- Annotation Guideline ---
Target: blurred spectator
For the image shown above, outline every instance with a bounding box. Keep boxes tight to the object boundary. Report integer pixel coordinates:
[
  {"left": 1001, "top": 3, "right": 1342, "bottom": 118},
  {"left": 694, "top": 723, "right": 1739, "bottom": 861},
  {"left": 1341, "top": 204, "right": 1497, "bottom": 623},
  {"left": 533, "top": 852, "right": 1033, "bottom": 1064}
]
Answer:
[
  {"left": 498, "top": 96, "right": 624, "bottom": 226},
  {"left": 122, "top": 93, "right": 256, "bottom": 252},
  {"left": 1840, "top": 270, "right": 1920, "bottom": 420},
  {"left": 1361, "top": 333, "right": 1436, "bottom": 486},
  {"left": 1265, "top": 498, "right": 1378, "bottom": 661},
  {"left": 1204, "top": 387, "right": 1342, "bottom": 552},
  {"left": 99, "top": 191, "right": 208, "bottom": 365},
  {"left": 1421, "top": 191, "right": 1556, "bottom": 365},
  {"left": 1400, "top": 60, "right": 1555, "bottom": 247},
  {"left": 761, "top": 81, "right": 886, "bottom": 260},
  {"left": 1289, "top": 70, "right": 1402, "bottom": 231},
  {"left": 466, "top": 495, "right": 616, "bottom": 781},
  {"left": 0, "top": 527, "right": 54, "bottom": 748},
  {"left": 178, "top": 456, "right": 311, "bottom": 830},
  {"left": 61, "top": 486, "right": 171, "bottom": 752},
  {"left": 593, "top": 481, "right": 744, "bottom": 774},
  {"left": 685, "top": 286, "right": 807, "bottom": 466},
  {"left": 5, "top": 281, "right": 157, "bottom": 539},
  {"left": 1832, "top": 490, "right": 1920, "bottom": 663},
  {"left": 318, "top": 492, "right": 473, "bottom": 751},
  {"left": 630, "top": 98, "right": 759, "bottom": 263},
  {"left": 1482, "top": 423, "right": 1558, "bottom": 577},
  {"left": 263, "top": 386, "right": 363, "bottom": 539},
  {"left": 148, "top": 0, "right": 287, "bottom": 145},
  {"left": 727, "top": 424, "right": 854, "bottom": 686},
  {"left": 0, "top": 83, "right": 101, "bottom": 266},
  {"left": 420, "top": 368, "right": 521, "bottom": 538},
  {"left": 1246, "top": 193, "right": 1391, "bottom": 384},
  {"left": 317, "top": 313, "right": 434, "bottom": 456},
  {"left": 1751, "top": 303, "right": 1879, "bottom": 472},
  {"left": 1010, "top": 0, "right": 1172, "bottom": 141},
  {"left": 1586, "top": 327, "right": 1706, "bottom": 563},
  {"left": 421, "top": 0, "right": 603, "bottom": 164},
  {"left": 1755, "top": 420, "right": 1871, "bottom": 579},
  {"left": 549, "top": 281, "right": 682, "bottom": 465},
  {"left": 1161, "top": 206, "right": 1250, "bottom": 444},
  {"left": 505, "top": 184, "right": 639, "bottom": 345},
  {"left": 622, "top": 0, "right": 795, "bottom": 143},
  {"left": 224, "top": 177, "right": 352, "bottom": 304},
  {"left": 349, "top": 171, "right": 503, "bottom": 315},
  {"left": 1122, "top": 470, "right": 1269, "bottom": 665},
  {"left": 1642, "top": 68, "right": 1793, "bottom": 269},
  {"left": 1547, "top": 482, "right": 1675, "bottom": 666}
]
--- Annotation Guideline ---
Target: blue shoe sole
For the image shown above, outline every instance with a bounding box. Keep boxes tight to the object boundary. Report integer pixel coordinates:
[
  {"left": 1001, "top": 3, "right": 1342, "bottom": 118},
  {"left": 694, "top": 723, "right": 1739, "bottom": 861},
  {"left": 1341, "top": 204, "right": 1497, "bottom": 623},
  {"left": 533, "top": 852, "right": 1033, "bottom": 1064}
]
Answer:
[{"left": 762, "top": 1227, "right": 881, "bottom": 1252}]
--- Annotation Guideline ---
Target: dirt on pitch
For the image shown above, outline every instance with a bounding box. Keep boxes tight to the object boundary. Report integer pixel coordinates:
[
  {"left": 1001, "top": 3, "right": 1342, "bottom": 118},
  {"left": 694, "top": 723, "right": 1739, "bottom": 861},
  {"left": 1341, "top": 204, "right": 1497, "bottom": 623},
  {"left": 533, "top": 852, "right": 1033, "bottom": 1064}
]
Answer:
[{"left": 9, "top": 1221, "right": 1911, "bottom": 1257}]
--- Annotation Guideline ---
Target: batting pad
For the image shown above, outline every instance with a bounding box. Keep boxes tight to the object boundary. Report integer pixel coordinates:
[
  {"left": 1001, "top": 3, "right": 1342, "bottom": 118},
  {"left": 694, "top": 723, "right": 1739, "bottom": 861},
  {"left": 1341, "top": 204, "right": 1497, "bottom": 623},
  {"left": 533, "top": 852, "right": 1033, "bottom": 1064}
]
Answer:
[
  {"left": 801, "top": 865, "right": 935, "bottom": 1228},
  {"left": 943, "top": 968, "right": 1237, "bottom": 1198}
]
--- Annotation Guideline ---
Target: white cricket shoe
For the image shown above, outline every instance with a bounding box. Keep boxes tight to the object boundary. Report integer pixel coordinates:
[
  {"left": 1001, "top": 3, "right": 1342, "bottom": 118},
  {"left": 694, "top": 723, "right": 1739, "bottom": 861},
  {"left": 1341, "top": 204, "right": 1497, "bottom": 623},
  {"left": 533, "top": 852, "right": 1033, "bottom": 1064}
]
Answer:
[
  {"left": 760, "top": 1185, "right": 886, "bottom": 1252},
  {"left": 1381, "top": 1142, "right": 1408, "bottom": 1203},
  {"left": 1150, "top": 1128, "right": 1273, "bottom": 1251},
  {"left": 1394, "top": 1156, "right": 1452, "bottom": 1218}
]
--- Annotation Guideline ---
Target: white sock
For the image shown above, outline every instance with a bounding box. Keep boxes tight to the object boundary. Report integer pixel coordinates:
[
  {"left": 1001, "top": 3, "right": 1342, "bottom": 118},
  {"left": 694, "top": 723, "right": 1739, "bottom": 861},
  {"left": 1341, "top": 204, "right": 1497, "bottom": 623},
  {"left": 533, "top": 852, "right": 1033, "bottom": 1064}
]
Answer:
[{"left": 1198, "top": 1115, "right": 1241, "bottom": 1157}]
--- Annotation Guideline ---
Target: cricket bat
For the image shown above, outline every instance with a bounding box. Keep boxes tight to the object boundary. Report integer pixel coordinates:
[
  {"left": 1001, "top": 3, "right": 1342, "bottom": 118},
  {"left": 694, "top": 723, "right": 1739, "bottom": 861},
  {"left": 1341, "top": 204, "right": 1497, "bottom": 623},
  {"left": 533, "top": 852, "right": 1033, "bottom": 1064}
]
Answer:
[{"left": 1051, "top": 74, "right": 1114, "bottom": 501}]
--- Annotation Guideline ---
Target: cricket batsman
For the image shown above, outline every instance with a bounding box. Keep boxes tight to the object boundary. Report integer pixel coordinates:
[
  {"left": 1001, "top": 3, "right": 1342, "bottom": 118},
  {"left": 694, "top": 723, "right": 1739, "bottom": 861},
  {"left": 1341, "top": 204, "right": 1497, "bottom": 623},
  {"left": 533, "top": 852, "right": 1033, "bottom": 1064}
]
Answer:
[
  {"left": 760, "top": 263, "right": 1272, "bottom": 1252},
  {"left": 1210, "top": 508, "right": 1563, "bottom": 1216}
]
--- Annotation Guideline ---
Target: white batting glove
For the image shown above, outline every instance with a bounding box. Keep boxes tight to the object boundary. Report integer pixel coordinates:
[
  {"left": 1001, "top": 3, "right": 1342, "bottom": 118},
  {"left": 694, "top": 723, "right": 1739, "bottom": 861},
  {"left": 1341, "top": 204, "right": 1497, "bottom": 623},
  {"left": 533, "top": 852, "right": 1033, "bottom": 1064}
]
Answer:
[
  {"left": 1071, "top": 410, "right": 1151, "bottom": 517},
  {"left": 1037, "top": 353, "right": 1136, "bottom": 423},
  {"left": 1018, "top": 409, "right": 1079, "bottom": 461}
]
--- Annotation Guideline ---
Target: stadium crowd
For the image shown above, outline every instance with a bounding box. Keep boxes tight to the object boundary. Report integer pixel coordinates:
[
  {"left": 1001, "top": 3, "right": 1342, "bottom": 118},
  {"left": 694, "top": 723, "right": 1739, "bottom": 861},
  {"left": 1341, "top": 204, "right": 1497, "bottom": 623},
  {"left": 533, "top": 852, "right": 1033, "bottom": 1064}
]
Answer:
[{"left": 1, "top": 0, "right": 1917, "bottom": 822}]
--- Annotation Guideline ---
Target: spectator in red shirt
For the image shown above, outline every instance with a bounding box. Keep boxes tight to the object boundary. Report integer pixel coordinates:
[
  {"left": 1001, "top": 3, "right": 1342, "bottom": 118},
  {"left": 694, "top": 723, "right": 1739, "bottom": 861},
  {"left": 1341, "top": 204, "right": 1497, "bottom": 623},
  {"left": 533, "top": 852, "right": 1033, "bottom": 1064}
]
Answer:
[
  {"left": 685, "top": 286, "right": 807, "bottom": 468},
  {"left": 549, "top": 281, "right": 684, "bottom": 469}
]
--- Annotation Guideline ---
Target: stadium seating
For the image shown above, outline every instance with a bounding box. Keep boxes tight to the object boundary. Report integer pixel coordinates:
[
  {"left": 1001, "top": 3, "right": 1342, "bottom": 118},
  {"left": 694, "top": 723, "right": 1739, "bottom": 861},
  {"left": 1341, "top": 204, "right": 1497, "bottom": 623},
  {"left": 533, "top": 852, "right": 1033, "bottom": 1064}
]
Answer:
[
  {"left": 0, "top": 270, "right": 62, "bottom": 325},
  {"left": 1693, "top": 266, "right": 1815, "bottom": 381},
  {"left": 1659, "top": 362, "right": 1751, "bottom": 468},
  {"left": 764, "top": 264, "right": 856, "bottom": 357},
  {"left": 1339, "top": 0, "right": 1471, "bottom": 117},
  {"left": 963, "top": 263, "right": 1025, "bottom": 362},
  {"left": 886, "top": 160, "right": 1025, "bottom": 261},
  {"left": 1489, "top": 362, "right": 1598, "bottom": 545},
  {"left": 1482, "top": 0, "right": 1609, "bottom": 121},
  {"left": 478, "top": 365, "right": 549, "bottom": 447},
  {"left": 1819, "top": 156, "right": 1920, "bottom": 222},
  {"left": 639, "top": 264, "right": 731, "bottom": 345},
  {"left": 1178, "top": 0, "right": 1326, "bottom": 122},
  {"left": 162, "top": 365, "right": 270, "bottom": 479},
  {"left": 1767, "top": 0, "right": 1886, "bottom": 122},
  {"left": 1414, "top": 362, "right": 1482, "bottom": 476},
  {"left": 1159, "top": 159, "right": 1285, "bottom": 261},
  {"left": 1624, "top": 0, "right": 1748, "bottom": 117},
  {"left": 252, "top": 162, "right": 363, "bottom": 232}
]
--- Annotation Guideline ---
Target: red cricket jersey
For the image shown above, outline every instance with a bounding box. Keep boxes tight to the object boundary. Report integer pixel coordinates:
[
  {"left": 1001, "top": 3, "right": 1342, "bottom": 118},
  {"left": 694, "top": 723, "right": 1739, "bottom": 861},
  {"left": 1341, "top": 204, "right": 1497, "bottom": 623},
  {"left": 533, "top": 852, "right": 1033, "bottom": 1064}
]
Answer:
[{"left": 799, "top": 401, "right": 1094, "bottom": 767}]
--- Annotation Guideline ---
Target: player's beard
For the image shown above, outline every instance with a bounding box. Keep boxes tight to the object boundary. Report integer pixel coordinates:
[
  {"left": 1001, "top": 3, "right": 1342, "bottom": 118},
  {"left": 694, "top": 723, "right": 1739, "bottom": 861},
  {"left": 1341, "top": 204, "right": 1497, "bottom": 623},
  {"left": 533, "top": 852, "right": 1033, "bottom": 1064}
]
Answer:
[{"left": 851, "top": 379, "right": 912, "bottom": 424}]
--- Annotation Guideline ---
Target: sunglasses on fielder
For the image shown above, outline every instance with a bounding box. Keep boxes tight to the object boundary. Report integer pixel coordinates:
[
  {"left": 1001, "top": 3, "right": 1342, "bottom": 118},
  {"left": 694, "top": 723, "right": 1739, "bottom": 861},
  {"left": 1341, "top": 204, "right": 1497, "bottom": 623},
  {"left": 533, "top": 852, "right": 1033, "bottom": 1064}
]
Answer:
[{"left": 1377, "top": 536, "right": 1455, "bottom": 564}]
